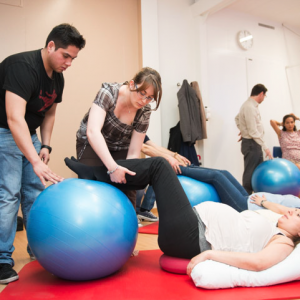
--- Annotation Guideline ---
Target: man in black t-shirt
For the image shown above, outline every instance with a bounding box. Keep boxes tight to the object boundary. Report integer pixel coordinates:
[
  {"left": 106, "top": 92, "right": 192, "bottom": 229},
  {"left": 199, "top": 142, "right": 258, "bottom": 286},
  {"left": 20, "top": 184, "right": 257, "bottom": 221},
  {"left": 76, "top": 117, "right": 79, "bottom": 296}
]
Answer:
[{"left": 0, "top": 24, "right": 85, "bottom": 284}]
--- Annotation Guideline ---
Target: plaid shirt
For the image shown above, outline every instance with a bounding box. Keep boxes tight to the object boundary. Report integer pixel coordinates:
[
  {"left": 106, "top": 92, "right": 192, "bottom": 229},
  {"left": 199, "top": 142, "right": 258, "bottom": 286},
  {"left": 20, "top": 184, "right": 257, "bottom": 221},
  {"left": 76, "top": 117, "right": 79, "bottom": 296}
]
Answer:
[{"left": 76, "top": 82, "right": 151, "bottom": 151}]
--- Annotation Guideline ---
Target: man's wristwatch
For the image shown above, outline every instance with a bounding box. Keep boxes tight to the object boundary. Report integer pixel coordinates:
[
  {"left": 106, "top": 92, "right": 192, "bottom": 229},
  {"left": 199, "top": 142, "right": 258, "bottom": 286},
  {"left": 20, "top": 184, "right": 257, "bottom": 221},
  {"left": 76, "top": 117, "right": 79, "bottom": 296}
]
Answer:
[{"left": 41, "top": 145, "right": 52, "bottom": 154}]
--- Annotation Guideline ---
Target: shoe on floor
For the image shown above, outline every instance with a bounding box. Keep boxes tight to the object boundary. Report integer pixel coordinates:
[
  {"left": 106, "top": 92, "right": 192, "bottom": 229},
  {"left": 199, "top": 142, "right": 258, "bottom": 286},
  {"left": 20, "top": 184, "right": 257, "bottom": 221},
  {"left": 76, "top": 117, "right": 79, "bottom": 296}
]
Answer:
[
  {"left": 0, "top": 263, "right": 19, "bottom": 284},
  {"left": 17, "top": 216, "right": 24, "bottom": 231},
  {"left": 137, "top": 210, "right": 158, "bottom": 222},
  {"left": 138, "top": 218, "right": 143, "bottom": 228}
]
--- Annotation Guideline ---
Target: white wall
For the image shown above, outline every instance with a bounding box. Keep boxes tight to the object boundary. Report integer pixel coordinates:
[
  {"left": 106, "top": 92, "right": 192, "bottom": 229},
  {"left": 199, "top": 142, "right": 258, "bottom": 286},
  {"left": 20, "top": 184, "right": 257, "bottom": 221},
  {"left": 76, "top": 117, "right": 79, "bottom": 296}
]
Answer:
[
  {"left": 140, "top": 0, "right": 162, "bottom": 146},
  {"left": 283, "top": 25, "right": 300, "bottom": 115},
  {"left": 203, "top": 8, "right": 297, "bottom": 181},
  {"left": 157, "top": 0, "right": 201, "bottom": 148},
  {"left": 141, "top": 0, "right": 202, "bottom": 151},
  {"left": 141, "top": 2, "right": 300, "bottom": 183}
]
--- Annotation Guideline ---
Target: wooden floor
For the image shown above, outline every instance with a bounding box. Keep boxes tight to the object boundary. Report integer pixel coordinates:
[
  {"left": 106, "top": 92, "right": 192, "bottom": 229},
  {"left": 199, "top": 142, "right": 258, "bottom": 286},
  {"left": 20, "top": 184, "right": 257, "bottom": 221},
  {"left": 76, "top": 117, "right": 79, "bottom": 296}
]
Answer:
[{"left": 0, "top": 213, "right": 159, "bottom": 294}]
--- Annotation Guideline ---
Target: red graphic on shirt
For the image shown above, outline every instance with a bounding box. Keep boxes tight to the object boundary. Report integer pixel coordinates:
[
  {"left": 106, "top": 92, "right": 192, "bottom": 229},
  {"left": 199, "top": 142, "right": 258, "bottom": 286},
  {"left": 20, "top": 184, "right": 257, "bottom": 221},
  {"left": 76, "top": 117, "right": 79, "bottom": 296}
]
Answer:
[{"left": 38, "top": 90, "right": 57, "bottom": 112}]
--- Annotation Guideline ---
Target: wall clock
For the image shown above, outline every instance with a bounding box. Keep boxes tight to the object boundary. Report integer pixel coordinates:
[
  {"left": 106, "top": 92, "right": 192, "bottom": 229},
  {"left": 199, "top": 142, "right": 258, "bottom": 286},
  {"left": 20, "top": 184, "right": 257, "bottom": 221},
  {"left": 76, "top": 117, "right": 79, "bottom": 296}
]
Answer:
[{"left": 237, "top": 30, "right": 253, "bottom": 50}]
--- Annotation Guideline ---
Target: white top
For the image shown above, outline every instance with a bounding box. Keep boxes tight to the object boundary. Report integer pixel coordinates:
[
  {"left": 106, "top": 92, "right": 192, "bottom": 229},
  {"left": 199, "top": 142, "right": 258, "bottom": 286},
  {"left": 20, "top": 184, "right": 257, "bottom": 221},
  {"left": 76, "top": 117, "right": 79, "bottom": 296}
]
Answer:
[
  {"left": 194, "top": 202, "right": 282, "bottom": 253},
  {"left": 235, "top": 97, "right": 267, "bottom": 150},
  {"left": 255, "top": 209, "right": 282, "bottom": 223}
]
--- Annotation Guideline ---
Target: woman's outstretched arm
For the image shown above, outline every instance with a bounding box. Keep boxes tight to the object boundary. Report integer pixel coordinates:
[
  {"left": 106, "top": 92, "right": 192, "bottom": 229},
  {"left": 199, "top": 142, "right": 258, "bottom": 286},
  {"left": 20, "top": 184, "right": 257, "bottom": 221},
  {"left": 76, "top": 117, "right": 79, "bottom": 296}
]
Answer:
[
  {"left": 250, "top": 194, "right": 300, "bottom": 215},
  {"left": 187, "top": 235, "right": 293, "bottom": 275},
  {"left": 64, "top": 157, "right": 146, "bottom": 191},
  {"left": 141, "top": 140, "right": 190, "bottom": 174}
]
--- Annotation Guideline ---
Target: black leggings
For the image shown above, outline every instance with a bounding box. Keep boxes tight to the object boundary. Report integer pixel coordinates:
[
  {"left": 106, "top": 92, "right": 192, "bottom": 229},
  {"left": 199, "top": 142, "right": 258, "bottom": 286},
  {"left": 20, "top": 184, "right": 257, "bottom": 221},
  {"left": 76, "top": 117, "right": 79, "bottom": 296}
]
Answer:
[
  {"left": 76, "top": 140, "right": 136, "bottom": 208},
  {"left": 65, "top": 157, "right": 200, "bottom": 259}
]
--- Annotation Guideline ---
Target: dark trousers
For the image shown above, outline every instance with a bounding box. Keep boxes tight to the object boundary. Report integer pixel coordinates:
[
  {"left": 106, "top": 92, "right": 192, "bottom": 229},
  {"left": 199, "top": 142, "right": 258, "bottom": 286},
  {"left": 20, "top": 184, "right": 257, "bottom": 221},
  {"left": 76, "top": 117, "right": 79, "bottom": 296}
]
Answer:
[
  {"left": 241, "top": 138, "right": 263, "bottom": 194},
  {"left": 91, "top": 157, "right": 200, "bottom": 259},
  {"left": 76, "top": 139, "right": 136, "bottom": 208}
]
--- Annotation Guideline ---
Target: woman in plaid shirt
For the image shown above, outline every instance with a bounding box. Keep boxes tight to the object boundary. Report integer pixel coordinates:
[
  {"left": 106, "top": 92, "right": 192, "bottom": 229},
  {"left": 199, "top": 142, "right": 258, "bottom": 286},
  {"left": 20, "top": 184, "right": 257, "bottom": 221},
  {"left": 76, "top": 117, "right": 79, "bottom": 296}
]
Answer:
[{"left": 76, "top": 67, "right": 162, "bottom": 205}]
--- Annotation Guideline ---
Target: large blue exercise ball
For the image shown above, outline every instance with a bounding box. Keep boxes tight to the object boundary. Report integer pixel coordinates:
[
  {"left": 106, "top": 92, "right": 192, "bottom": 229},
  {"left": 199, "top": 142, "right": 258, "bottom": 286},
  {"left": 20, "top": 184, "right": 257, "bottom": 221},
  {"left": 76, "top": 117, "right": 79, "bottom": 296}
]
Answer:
[
  {"left": 251, "top": 158, "right": 300, "bottom": 196},
  {"left": 177, "top": 175, "right": 221, "bottom": 206},
  {"left": 27, "top": 178, "right": 138, "bottom": 281}
]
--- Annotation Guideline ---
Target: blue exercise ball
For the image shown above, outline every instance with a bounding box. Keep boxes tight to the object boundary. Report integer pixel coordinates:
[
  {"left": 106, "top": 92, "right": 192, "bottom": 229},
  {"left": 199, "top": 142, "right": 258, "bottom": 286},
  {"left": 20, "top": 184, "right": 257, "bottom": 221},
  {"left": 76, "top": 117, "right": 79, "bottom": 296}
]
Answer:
[
  {"left": 27, "top": 178, "right": 138, "bottom": 281},
  {"left": 177, "top": 175, "right": 221, "bottom": 206},
  {"left": 251, "top": 158, "right": 300, "bottom": 196}
]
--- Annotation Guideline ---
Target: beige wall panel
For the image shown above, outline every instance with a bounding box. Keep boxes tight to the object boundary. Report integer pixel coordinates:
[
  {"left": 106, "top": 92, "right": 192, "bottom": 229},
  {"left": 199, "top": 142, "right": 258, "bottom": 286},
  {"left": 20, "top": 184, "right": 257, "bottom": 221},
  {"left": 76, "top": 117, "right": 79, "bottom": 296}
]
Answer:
[{"left": 0, "top": 0, "right": 142, "bottom": 180}]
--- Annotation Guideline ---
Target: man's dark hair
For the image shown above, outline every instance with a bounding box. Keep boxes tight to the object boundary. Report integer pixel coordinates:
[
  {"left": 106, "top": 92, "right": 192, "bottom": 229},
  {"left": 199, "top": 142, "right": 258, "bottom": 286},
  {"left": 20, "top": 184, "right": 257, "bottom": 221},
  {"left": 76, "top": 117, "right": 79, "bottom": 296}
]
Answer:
[
  {"left": 45, "top": 23, "right": 86, "bottom": 50},
  {"left": 250, "top": 84, "right": 268, "bottom": 96}
]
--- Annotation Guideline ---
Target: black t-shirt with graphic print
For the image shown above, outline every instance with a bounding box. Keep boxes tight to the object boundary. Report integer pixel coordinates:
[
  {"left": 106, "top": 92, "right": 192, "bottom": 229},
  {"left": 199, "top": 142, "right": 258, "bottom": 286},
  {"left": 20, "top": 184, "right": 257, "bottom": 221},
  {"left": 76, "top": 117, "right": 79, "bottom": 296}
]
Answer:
[{"left": 0, "top": 49, "right": 64, "bottom": 134}]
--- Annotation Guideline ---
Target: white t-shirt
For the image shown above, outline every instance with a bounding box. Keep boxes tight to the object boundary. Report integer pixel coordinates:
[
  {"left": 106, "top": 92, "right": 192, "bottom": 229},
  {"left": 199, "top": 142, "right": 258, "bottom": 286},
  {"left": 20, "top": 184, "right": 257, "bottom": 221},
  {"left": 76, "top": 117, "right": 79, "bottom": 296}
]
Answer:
[
  {"left": 255, "top": 209, "right": 282, "bottom": 223},
  {"left": 194, "top": 202, "right": 282, "bottom": 253}
]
